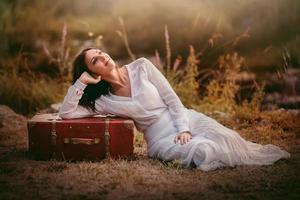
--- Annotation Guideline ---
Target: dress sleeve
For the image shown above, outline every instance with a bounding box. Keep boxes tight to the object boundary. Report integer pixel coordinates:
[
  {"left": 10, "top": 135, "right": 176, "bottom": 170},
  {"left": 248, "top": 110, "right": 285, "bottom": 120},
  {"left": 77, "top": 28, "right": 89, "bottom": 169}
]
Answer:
[
  {"left": 141, "top": 57, "right": 190, "bottom": 134},
  {"left": 58, "top": 79, "right": 104, "bottom": 119}
]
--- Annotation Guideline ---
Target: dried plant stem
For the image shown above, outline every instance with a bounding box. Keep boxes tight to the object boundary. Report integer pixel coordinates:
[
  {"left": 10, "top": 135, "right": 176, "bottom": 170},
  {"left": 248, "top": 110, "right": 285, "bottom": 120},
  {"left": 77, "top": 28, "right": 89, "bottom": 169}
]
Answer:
[
  {"left": 164, "top": 24, "right": 171, "bottom": 71},
  {"left": 116, "top": 17, "right": 136, "bottom": 61}
]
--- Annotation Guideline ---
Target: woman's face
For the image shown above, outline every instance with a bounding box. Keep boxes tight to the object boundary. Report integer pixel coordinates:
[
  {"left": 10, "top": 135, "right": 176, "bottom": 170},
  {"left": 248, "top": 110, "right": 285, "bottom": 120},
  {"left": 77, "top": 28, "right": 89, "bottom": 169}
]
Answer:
[{"left": 84, "top": 49, "right": 116, "bottom": 76}]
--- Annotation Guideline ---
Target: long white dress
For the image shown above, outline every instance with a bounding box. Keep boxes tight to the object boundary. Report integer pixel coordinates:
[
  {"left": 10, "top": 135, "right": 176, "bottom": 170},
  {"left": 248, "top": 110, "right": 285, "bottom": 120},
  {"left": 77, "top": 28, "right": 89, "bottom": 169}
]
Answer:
[{"left": 58, "top": 57, "right": 291, "bottom": 171}]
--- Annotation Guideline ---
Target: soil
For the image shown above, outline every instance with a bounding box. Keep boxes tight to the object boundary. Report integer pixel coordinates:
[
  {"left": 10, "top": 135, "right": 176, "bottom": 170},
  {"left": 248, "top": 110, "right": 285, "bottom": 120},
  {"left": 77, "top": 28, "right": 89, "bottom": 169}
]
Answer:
[{"left": 0, "top": 105, "right": 299, "bottom": 200}]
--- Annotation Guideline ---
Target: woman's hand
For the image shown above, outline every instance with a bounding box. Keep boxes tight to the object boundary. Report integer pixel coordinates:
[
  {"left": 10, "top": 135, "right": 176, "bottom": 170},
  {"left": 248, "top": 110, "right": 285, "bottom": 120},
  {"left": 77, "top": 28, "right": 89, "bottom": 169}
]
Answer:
[
  {"left": 79, "top": 71, "right": 102, "bottom": 85},
  {"left": 174, "top": 131, "right": 192, "bottom": 145}
]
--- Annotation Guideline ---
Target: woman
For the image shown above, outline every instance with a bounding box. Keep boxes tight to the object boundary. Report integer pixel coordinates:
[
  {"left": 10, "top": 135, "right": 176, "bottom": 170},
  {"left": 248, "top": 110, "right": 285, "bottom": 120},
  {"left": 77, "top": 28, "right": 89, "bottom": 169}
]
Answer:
[{"left": 58, "top": 47, "right": 291, "bottom": 171}]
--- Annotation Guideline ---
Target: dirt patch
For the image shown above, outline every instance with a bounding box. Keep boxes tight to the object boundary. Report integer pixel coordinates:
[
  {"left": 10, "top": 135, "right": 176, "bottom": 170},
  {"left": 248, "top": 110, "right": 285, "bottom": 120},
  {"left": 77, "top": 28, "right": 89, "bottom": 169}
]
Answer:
[{"left": 0, "top": 105, "right": 28, "bottom": 151}]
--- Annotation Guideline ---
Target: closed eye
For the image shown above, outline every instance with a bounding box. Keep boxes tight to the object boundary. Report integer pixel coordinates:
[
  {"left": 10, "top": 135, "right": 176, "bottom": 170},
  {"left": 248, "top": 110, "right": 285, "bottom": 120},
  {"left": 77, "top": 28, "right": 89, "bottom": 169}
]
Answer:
[
  {"left": 92, "top": 58, "right": 98, "bottom": 65},
  {"left": 90, "top": 50, "right": 105, "bottom": 65}
]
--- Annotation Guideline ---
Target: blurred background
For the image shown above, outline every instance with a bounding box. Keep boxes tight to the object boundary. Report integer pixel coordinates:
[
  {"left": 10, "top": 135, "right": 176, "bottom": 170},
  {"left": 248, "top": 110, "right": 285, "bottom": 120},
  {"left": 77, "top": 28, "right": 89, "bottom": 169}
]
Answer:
[{"left": 0, "top": 0, "right": 300, "bottom": 116}]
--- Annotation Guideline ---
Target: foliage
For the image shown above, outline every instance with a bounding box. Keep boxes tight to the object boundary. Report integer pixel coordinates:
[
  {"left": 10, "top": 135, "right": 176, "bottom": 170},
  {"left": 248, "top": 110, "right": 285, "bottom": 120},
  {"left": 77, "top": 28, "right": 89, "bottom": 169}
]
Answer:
[
  {"left": 148, "top": 24, "right": 265, "bottom": 117},
  {"left": 168, "top": 45, "right": 200, "bottom": 108},
  {"left": 195, "top": 52, "right": 244, "bottom": 114},
  {"left": 233, "top": 81, "right": 266, "bottom": 121},
  {"left": 1, "top": 0, "right": 299, "bottom": 62},
  {"left": 0, "top": 63, "right": 67, "bottom": 115},
  {"left": 153, "top": 25, "right": 201, "bottom": 109},
  {"left": 0, "top": 3, "right": 290, "bottom": 119}
]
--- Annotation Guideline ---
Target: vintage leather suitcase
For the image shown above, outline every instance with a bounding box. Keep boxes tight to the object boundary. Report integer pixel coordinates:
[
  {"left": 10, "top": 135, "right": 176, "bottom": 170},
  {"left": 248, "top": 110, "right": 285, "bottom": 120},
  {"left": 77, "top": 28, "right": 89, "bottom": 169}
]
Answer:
[{"left": 27, "top": 113, "right": 135, "bottom": 161}]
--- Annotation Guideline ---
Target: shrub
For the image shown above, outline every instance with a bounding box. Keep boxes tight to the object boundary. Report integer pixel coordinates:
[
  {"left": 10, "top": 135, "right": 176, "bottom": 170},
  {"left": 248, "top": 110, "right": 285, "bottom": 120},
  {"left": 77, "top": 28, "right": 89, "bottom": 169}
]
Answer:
[{"left": 0, "top": 64, "right": 66, "bottom": 116}]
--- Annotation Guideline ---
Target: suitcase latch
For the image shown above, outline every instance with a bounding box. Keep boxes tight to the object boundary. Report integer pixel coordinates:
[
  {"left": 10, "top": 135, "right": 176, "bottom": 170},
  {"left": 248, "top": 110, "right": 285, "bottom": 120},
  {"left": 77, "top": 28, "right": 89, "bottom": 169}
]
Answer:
[{"left": 63, "top": 138, "right": 101, "bottom": 145}]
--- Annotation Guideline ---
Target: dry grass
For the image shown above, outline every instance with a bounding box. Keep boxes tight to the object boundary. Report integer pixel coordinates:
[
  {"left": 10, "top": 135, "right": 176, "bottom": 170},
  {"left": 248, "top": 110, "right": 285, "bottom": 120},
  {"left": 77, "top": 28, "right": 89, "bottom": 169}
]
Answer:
[
  {"left": 0, "top": 68, "right": 67, "bottom": 116},
  {"left": 0, "top": 116, "right": 299, "bottom": 200},
  {"left": 0, "top": 109, "right": 299, "bottom": 200},
  {"left": 220, "top": 109, "right": 300, "bottom": 151}
]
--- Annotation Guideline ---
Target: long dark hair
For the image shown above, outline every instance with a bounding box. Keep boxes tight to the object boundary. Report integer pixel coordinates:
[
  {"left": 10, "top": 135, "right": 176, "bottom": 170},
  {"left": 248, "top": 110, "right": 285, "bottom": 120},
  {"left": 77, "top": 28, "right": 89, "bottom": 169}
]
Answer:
[{"left": 72, "top": 47, "right": 110, "bottom": 112}]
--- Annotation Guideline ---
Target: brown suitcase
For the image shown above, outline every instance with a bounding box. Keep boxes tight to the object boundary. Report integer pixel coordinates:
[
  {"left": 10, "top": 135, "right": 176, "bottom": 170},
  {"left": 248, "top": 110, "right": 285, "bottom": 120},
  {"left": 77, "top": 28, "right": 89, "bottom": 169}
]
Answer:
[{"left": 27, "top": 113, "right": 135, "bottom": 161}]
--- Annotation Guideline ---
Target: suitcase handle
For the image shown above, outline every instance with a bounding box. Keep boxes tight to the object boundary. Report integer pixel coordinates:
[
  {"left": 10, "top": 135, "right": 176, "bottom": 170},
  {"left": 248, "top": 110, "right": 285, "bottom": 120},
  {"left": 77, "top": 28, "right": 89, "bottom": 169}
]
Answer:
[{"left": 63, "top": 138, "right": 100, "bottom": 145}]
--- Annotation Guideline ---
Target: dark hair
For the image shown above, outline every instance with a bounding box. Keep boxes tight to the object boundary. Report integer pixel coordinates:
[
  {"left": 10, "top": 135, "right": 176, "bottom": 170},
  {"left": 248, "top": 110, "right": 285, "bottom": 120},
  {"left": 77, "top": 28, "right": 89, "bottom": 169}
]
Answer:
[{"left": 72, "top": 47, "right": 110, "bottom": 112}]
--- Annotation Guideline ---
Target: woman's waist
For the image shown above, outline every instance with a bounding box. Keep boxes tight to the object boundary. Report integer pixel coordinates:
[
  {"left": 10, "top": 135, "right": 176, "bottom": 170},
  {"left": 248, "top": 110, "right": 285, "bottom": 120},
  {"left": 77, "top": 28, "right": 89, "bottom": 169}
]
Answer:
[{"left": 144, "top": 109, "right": 175, "bottom": 135}]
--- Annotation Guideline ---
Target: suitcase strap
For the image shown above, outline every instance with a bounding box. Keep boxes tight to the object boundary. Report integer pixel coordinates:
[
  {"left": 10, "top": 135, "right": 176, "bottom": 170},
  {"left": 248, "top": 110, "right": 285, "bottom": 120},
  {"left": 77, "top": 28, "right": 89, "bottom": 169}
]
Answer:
[
  {"left": 51, "top": 120, "right": 57, "bottom": 158},
  {"left": 104, "top": 118, "right": 110, "bottom": 158}
]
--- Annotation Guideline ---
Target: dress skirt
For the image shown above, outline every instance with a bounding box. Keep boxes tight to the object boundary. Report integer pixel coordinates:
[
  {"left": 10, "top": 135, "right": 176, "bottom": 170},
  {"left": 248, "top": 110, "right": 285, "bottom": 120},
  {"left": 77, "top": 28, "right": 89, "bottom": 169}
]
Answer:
[{"left": 144, "top": 108, "right": 291, "bottom": 171}]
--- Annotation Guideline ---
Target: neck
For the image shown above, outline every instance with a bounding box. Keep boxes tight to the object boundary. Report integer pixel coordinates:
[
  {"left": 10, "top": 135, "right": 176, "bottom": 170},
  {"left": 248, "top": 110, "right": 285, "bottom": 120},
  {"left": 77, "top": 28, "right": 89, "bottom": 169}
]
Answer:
[{"left": 101, "top": 66, "right": 127, "bottom": 92}]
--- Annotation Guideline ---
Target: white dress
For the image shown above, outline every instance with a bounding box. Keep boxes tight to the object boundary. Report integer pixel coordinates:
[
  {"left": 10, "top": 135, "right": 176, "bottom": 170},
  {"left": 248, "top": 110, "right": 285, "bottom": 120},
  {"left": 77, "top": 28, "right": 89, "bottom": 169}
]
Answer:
[{"left": 58, "top": 57, "right": 291, "bottom": 171}]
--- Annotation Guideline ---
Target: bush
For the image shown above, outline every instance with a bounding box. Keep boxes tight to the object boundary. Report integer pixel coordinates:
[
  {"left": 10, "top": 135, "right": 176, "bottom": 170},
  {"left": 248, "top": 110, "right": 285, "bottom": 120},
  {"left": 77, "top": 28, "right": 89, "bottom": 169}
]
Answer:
[{"left": 0, "top": 66, "right": 67, "bottom": 116}]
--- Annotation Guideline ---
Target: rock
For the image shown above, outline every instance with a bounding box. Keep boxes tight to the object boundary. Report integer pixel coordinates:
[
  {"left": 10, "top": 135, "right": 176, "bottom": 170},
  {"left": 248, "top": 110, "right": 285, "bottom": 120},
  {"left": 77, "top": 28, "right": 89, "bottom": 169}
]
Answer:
[{"left": 0, "top": 105, "right": 28, "bottom": 150}]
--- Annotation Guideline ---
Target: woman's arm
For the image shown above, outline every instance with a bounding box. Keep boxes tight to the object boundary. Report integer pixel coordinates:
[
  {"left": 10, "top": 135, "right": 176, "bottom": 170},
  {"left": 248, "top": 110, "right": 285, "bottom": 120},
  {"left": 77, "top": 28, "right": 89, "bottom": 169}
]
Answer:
[
  {"left": 141, "top": 57, "right": 191, "bottom": 134},
  {"left": 58, "top": 79, "right": 101, "bottom": 119}
]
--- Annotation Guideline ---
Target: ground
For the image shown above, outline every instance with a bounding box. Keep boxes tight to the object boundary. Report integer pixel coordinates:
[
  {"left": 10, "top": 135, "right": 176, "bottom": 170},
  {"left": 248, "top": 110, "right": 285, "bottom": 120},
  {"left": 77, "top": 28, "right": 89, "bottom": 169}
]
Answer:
[{"left": 0, "top": 105, "right": 299, "bottom": 200}]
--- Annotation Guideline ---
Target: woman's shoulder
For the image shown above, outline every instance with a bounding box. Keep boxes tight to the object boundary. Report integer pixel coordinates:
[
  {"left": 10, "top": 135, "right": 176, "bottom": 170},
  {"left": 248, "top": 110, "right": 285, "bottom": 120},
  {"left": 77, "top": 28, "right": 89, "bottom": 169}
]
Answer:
[
  {"left": 127, "top": 57, "right": 148, "bottom": 68},
  {"left": 124, "top": 57, "right": 145, "bottom": 73},
  {"left": 127, "top": 57, "right": 154, "bottom": 73}
]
